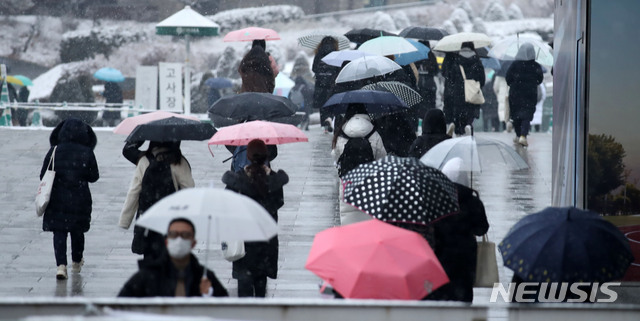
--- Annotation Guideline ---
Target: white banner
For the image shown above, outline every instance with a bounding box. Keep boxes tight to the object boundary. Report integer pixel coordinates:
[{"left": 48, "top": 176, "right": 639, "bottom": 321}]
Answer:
[
  {"left": 158, "top": 62, "right": 183, "bottom": 112},
  {"left": 134, "top": 66, "right": 158, "bottom": 110}
]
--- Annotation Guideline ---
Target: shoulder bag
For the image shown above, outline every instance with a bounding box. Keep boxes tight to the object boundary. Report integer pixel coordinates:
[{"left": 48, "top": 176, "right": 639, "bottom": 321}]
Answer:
[
  {"left": 460, "top": 65, "right": 485, "bottom": 105},
  {"left": 474, "top": 234, "right": 499, "bottom": 287},
  {"left": 35, "top": 146, "right": 57, "bottom": 217}
]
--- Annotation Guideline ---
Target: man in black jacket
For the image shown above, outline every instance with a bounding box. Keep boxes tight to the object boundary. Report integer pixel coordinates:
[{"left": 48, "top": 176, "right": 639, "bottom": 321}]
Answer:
[{"left": 118, "top": 218, "right": 229, "bottom": 297}]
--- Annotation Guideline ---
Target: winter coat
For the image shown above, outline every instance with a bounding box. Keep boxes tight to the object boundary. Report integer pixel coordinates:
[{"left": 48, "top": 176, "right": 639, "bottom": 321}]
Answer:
[
  {"left": 222, "top": 169, "right": 289, "bottom": 279},
  {"left": 373, "top": 112, "right": 417, "bottom": 157},
  {"left": 408, "top": 109, "right": 451, "bottom": 158},
  {"left": 102, "top": 82, "right": 123, "bottom": 121},
  {"left": 481, "top": 74, "right": 499, "bottom": 122},
  {"left": 312, "top": 54, "right": 340, "bottom": 110},
  {"left": 506, "top": 44, "right": 543, "bottom": 122},
  {"left": 40, "top": 118, "right": 99, "bottom": 233},
  {"left": 118, "top": 253, "right": 229, "bottom": 297},
  {"left": 442, "top": 52, "right": 485, "bottom": 124},
  {"left": 414, "top": 50, "right": 439, "bottom": 116},
  {"left": 238, "top": 46, "right": 275, "bottom": 94}
]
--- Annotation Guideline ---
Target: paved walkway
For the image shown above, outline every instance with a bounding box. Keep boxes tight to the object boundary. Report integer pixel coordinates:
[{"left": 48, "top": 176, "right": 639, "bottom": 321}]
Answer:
[{"left": 0, "top": 124, "right": 552, "bottom": 302}]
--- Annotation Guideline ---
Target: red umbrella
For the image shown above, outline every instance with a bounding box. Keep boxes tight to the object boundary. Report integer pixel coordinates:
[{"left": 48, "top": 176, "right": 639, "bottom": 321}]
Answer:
[
  {"left": 113, "top": 111, "right": 200, "bottom": 135},
  {"left": 207, "top": 120, "right": 308, "bottom": 146},
  {"left": 223, "top": 27, "right": 281, "bottom": 42},
  {"left": 305, "top": 220, "right": 449, "bottom": 300}
]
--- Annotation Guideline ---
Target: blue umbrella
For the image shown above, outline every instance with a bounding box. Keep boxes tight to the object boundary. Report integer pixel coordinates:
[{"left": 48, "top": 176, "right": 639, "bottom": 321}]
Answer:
[
  {"left": 499, "top": 207, "right": 634, "bottom": 283},
  {"left": 93, "top": 67, "right": 125, "bottom": 83},
  {"left": 204, "top": 77, "right": 233, "bottom": 89},
  {"left": 322, "top": 90, "right": 409, "bottom": 115},
  {"left": 480, "top": 57, "right": 501, "bottom": 71},
  {"left": 394, "top": 39, "right": 430, "bottom": 66}
]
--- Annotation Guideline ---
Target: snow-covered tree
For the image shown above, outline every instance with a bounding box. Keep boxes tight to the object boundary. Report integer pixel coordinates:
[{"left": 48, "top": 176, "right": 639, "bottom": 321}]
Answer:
[
  {"left": 483, "top": 1, "right": 508, "bottom": 22},
  {"left": 457, "top": 1, "right": 475, "bottom": 20},
  {"left": 0, "top": 0, "right": 35, "bottom": 15},
  {"left": 210, "top": 5, "right": 304, "bottom": 32},
  {"left": 366, "top": 11, "right": 396, "bottom": 31},
  {"left": 392, "top": 11, "right": 411, "bottom": 30},
  {"left": 216, "top": 46, "right": 240, "bottom": 79},
  {"left": 449, "top": 8, "right": 471, "bottom": 33},
  {"left": 441, "top": 20, "right": 458, "bottom": 36},
  {"left": 472, "top": 18, "right": 487, "bottom": 34},
  {"left": 507, "top": 4, "right": 524, "bottom": 20}
]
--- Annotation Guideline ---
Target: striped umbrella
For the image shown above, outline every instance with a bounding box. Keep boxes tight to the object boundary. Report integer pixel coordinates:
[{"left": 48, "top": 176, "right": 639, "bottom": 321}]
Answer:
[
  {"left": 298, "top": 31, "right": 350, "bottom": 50},
  {"left": 362, "top": 81, "right": 424, "bottom": 107}
]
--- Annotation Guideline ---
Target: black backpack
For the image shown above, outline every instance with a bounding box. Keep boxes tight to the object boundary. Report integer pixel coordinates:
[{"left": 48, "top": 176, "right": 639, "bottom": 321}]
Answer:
[
  {"left": 337, "top": 129, "right": 376, "bottom": 177},
  {"left": 138, "top": 153, "right": 177, "bottom": 215}
]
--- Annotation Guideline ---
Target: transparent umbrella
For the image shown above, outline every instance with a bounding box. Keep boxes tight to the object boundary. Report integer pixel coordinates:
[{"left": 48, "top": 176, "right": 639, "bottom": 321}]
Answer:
[{"left": 488, "top": 35, "right": 554, "bottom": 67}]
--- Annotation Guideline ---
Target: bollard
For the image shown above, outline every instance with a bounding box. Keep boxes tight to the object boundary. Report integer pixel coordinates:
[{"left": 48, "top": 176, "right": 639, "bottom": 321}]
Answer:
[
  {"left": 0, "top": 104, "right": 12, "bottom": 126},
  {"left": 31, "top": 109, "right": 42, "bottom": 127}
]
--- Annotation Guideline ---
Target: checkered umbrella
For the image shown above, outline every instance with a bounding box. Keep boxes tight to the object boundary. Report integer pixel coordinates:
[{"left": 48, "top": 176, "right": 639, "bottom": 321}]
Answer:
[
  {"left": 297, "top": 31, "right": 350, "bottom": 50},
  {"left": 362, "top": 81, "right": 424, "bottom": 107},
  {"left": 342, "top": 156, "right": 459, "bottom": 225}
]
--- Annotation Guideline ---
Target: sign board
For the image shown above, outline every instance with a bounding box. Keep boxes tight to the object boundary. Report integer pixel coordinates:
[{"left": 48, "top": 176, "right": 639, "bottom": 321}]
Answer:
[
  {"left": 158, "top": 62, "right": 183, "bottom": 112},
  {"left": 134, "top": 66, "right": 158, "bottom": 110}
]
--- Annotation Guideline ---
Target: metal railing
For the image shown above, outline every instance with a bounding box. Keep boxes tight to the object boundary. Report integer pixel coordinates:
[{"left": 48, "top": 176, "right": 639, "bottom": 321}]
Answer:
[{"left": 301, "top": 0, "right": 440, "bottom": 20}]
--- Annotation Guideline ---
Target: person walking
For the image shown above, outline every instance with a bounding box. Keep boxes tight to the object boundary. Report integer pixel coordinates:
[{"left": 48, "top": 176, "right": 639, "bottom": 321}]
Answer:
[
  {"left": 39, "top": 118, "right": 99, "bottom": 280},
  {"left": 222, "top": 139, "right": 289, "bottom": 297},
  {"left": 481, "top": 70, "right": 500, "bottom": 132},
  {"left": 493, "top": 60, "right": 514, "bottom": 132},
  {"left": 289, "top": 76, "right": 314, "bottom": 131},
  {"left": 102, "top": 81, "right": 123, "bottom": 127},
  {"left": 414, "top": 40, "right": 440, "bottom": 123},
  {"left": 119, "top": 141, "right": 195, "bottom": 260},
  {"left": 312, "top": 37, "right": 341, "bottom": 133},
  {"left": 506, "top": 43, "right": 544, "bottom": 146},
  {"left": 118, "top": 218, "right": 229, "bottom": 297},
  {"left": 408, "top": 108, "right": 451, "bottom": 158}
]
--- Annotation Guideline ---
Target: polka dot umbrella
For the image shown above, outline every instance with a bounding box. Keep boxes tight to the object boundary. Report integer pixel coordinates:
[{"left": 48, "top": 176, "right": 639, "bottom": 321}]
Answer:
[{"left": 341, "top": 155, "right": 459, "bottom": 225}]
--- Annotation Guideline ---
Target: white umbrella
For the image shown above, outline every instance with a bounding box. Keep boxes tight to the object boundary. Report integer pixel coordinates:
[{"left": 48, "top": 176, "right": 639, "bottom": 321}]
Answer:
[
  {"left": 357, "top": 36, "right": 418, "bottom": 56},
  {"left": 321, "top": 50, "right": 375, "bottom": 67},
  {"left": 335, "top": 56, "right": 402, "bottom": 84},
  {"left": 433, "top": 32, "right": 492, "bottom": 52},
  {"left": 297, "top": 30, "right": 351, "bottom": 50},
  {"left": 488, "top": 35, "right": 554, "bottom": 67}
]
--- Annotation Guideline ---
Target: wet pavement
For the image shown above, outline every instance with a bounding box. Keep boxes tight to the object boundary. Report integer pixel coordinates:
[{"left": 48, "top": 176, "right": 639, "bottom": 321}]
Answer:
[{"left": 0, "top": 124, "right": 552, "bottom": 302}]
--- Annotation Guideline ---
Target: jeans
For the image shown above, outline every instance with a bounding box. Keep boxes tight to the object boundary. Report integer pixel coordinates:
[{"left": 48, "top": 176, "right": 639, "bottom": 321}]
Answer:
[{"left": 53, "top": 231, "right": 84, "bottom": 266}]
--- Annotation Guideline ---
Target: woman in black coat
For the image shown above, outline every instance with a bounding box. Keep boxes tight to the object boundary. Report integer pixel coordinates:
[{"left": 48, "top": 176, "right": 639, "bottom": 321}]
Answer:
[
  {"left": 40, "top": 118, "right": 99, "bottom": 279},
  {"left": 222, "top": 139, "right": 289, "bottom": 297},
  {"left": 506, "top": 43, "right": 544, "bottom": 146},
  {"left": 312, "top": 36, "right": 341, "bottom": 132},
  {"left": 102, "top": 81, "right": 123, "bottom": 126},
  {"left": 442, "top": 42, "right": 485, "bottom": 136},
  {"left": 408, "top": 108, "right": 451, "bottom": 158}
]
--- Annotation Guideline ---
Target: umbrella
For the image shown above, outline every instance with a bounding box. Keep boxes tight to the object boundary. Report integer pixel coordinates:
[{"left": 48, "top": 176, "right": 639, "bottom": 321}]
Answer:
[
  {"left": 6, "top": 75, "right": 33, "bottom": 86},
  {"left": 393, "top": 39, "right": 431, "bottom": 66},
  {"left": 342, "top": 155, "right": 460, "bottom": 225},
  {"left": 305, "top": 219, "right": 449, "bottom": 300},
  {"left": 223, "top": 27, "right": 280, "bottom": 42},
  {"left": 335, "top": 56, "right": 402, "bottom": 84},
  {"left": 208, "top": 92, "right": 297, "bottom": 122},
  {"left": 125, "top": 116, "right": 216, "bottom": 143},
  {"left": 399, "top": 26, "right": 448, "bottom": 41},
  {"left": 488, "top": 35, "right": 554, "bottom": 67},
  {"left": 433, "top": 32, "right": 492, "bottom": 52},
  {"left": 321, "top": 50, "right": 376, "bottom": 67},
  {"left": 499, "top": 207, "right": 634, "bottom": 283},
  {"left": 204, "top": 77, "right": 233, "bottom": 89},
  {"left": 357, "top": 36, "right": 418, "bottom": 56},
  {"left": 481, "top": 57, "right": 502, "bottom": 71},
  {"left": 273, "top": 73, "right": 295, "bottom": 97},
  {"left": 361, "top": 81, "right": 424, "bottom": 107},
  {"left": 208, "top": 120, "right": 308, "bottom": 146},
  {"left": 297, "top": 31, "right": 351, "bottom": 50},
  {"left": 322, "top": 90, "right": 409, "bottom": 116},
  {"left": 93, "top": 67, "right": 125, "bottom": 83},
  {"left": 113, "top": 111, "right": 200, "bottom": 135},
  {"left": 344, "top": 28, "right": 396, "bottom": 44}
]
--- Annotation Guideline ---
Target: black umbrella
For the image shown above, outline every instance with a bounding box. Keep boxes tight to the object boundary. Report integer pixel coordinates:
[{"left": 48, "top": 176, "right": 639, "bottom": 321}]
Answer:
[
  {"left": 344, "top": 28, "right": 396, "bottom": 44},
  {"left": 322, "top": 90, "right": 409, "bottom": 116},
  {"left": 208, "top": 92, "right": 297, "bottom": 122},
  {"left": 342, "top": 156, "right": 459, "bottom": 225},
  {"left": 361, "top": 81, "right": 424, "bottom": 107},
  {"left": 399, "top": 26, "right": 448, "bottom": 41},
  {"left": 126, "top": 117, "right": 216, "bottom": 143}
]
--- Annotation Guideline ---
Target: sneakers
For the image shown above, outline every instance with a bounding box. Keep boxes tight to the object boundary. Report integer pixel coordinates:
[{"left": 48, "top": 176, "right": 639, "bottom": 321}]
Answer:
[
  {"left": 446, "top": 123, "right": 455, "bottom": 136},
  {"left": 518, "top": 136, "right": 528, "bottom": 146},
  {"left": 513, "top": 136, "right": 520, "bottom": 143},
  {"left": 464, "top": 125, "right": 472, "bottom": 136},
  {"left": 506, "top": 121, "right": 513, "bottom": 133},
  {"left": 56, "top": 265, "right": 67, "bottom": 280},
  {"left": 72, "top": 259, "right": 84, "bottom": 273}
]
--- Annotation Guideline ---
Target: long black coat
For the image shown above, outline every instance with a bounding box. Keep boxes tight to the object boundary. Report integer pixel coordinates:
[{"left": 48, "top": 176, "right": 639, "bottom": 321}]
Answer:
[
  {"left": 408, "top": 109, "right": 451, "bottom": 158},
  {"left": 40, "top": 118, "right": 99, "bottom": 233},
  {"left": 222, "top": 169, "right": 289, "bottom": 280},
  {"left": 506, "top": 60, "right": 543, "bottom": 121},
  {"left": 442, "top": 53, "right": 485, "bottom": 124},
  {"left": 312, "top": 55, "right": 340, "bottom": 111},
  {"left": 118, "top": 253, "right": 229, "bottom": 297}
]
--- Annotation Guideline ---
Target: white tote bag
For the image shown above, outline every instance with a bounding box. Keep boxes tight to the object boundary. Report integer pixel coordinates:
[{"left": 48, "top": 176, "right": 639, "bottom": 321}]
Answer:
[
  {"left": 460, "top": 65, "right": 485, "bottom": 105},
  {"left": 474, "top": 234, "right": 500, "bottom": 287},
  {"left": 35, "top": 146, "right": 57, "bottom": 217},
  {"left": 221, "top": 240, "right": 245, "bottom": 262}
]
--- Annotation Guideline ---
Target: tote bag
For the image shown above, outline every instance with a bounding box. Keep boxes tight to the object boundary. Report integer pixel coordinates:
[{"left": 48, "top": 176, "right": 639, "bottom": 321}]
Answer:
[
  {"left": 221, "top": 240, "right": 245, "bottom": 262},
  {"left": 460, "top": 66, "right": 485, "bottom": 105},
  {"left": 35, "top": 146, "right": 57, "bottom": 217},
  {"left": 474, "top": 234, "right": 499, "bottom": 287}
]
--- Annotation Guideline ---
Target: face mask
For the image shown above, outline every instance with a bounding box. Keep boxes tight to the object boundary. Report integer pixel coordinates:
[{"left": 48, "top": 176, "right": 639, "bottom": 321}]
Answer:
[{"left": 167, "top": 237, "right": 192, "bottom": 259}]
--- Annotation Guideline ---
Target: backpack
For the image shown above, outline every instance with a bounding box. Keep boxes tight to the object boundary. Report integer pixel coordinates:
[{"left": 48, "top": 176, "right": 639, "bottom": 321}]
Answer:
[
  {"left": 337, "top": 129, "right": 376, "bottom": 177},
  {"left": 138, "top": 153, "right": 176, "bottom": 215},
  {"left": 231, "top": 145, "right": 270, "bottom": 173}
]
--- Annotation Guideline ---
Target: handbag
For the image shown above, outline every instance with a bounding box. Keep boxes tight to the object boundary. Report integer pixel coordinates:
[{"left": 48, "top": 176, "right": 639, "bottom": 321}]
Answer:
[
  {"left": 474, "top": 234, "right": 499, "bottom": 287},
  {"left": 35, "top": 146, "right": 57, "bottom": 217},
  {"left": 460, "top": 65, "right": 485, "bottom": 105},
  {"left": 221, "top": 240, "right": 245, "bottom": 262}
]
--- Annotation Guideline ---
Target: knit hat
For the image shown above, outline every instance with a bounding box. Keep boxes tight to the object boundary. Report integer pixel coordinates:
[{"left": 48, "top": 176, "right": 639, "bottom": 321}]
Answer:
[{"left": 246, "top": 139, "right": 268, "bottom": 164}]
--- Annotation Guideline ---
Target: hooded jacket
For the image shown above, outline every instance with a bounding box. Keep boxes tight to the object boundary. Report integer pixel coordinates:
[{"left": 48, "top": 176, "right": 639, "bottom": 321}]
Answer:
[
  {"left": 506, "top": 43, "right": 544, "bottom": 120},
  {"left": 408, "top": 109, "right": 451, "bottom": 158}
]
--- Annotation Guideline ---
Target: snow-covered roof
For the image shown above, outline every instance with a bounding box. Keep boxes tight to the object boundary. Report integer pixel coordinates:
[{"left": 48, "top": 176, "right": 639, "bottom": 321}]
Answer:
[{"left": 156, "top": 6, "right": 219, "bottom": 29}]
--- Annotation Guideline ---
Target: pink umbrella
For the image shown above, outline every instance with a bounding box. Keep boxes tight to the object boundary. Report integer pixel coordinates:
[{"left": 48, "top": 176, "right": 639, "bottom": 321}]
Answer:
[
  {"left": 113, "top": 111, "right": 200, "bottom": 135},
  {"left": 208, "top": 120, "right": 308, "bottom": 146},
  {"left": 305, "top": 220, "right": 449, "bottom": 300},
  {"left": 223, "top": 27, "right": 281, "bottom": 42}
]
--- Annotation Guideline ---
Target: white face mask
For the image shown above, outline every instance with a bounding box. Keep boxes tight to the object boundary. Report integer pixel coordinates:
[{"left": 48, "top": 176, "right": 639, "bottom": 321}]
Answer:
[{"left": 167, "top": 237, "right": 192, "bottom": 259}]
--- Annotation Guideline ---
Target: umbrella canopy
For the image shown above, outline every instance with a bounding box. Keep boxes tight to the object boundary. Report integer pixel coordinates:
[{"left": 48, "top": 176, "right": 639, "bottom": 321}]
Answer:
[
  {"left": 208, "top": 120, "right": 308, "bottom": 146},
  {"left": 488, "top": 35, "right": 554, "bottom": 67},
  {"left": 361, "top": 81, "right": 424, "bottom": 107},
  {"left": 481, "top": 57, "right": 502, "bottom": 71},
  {"left": 223, "top": 27, "right": 280, "bottom": 42},
  {"left": 208, "top": 92, "right": 297, "bottom": 122},
  {"left": 433, "top": 32, "right": 492, "bottom": 52},
  {"left": 305, "top": 219, "right": 449, "bottom": 300},
  {"left": 399, "top": 26, "right": 448, "bottom": 41},
  {"left": 135, "top": 188, "right": 277, "bottom": 242},
  {"left": 420, "top": 136, "right": 529, "bottom": 172},
  {"left": 113, "top": 111, "right": 200, "bottom": 135},
  {"left": 393, "top": 39, "right": 431, "bottom": 66},
  {"left": 93, "top": 67, "right": 125, "bottom": 83},
  {"left": 155, "top": 5, "right": 219, "bottom": 36},
  {"left": 499, "top": 207, "right": 634, "bottom": 283},
  {"left": 297, "top": 31, "right": 351, "bottom": 50},
  {"left": 125, "top": 116, "right": 216, "bottom": 143},
  {"left": 342, "top": 155, "right": 459, "bottom": 225},
  {"left": 335, "top": 56, "right": 402, "bottom": 84},
  {"left": 321, "top": 50, "right": 376, "bottom": 67},
  {"left": 344, "top": 28, "right": 396, "bottom": 44},
  {"left": 322, "top": 90, "right": 409, "bottom": 116},
  {"left": 357, "top": 36, "right": 418, "bottom": 56},
  {"left": 6, "top": 75, "right": 33, "bottom": 86},
  {"left": 204, "top": 77, "right": 233, "bottom": 89},
  {"left": 273, "top": 73, "right": 295, "bottom": 97}
]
